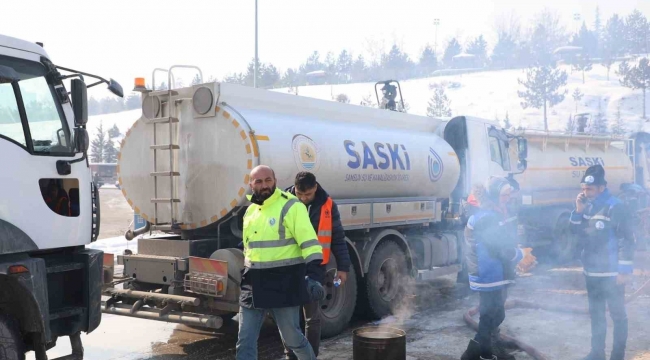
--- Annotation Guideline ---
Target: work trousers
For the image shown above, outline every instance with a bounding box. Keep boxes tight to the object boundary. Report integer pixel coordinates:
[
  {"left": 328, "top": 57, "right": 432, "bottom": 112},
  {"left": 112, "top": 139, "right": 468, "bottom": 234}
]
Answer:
[
  {"left": 283, "top": 300, "right": 321, "bottom": 359},
  {"left": 236, "top": 306, "right": 316, "bottom": 360},
  {"left": 585, "top": 276, "right": 628, "bottom": 360},
  {"left": 474, "top": 288, "right": 507, "bottom": 358}
]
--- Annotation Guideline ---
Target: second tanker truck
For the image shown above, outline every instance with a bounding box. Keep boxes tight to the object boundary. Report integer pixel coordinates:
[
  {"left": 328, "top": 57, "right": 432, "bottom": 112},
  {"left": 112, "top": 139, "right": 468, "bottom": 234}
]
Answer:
[{"left": 101, "top": 70, "right": 529, "bottom": 337}]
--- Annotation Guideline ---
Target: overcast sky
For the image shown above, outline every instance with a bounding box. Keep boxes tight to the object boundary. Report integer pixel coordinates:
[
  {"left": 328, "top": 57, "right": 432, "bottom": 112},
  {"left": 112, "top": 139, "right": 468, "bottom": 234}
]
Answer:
[{"left": 2, "top": 0, "right": 648, "bottom": 98}]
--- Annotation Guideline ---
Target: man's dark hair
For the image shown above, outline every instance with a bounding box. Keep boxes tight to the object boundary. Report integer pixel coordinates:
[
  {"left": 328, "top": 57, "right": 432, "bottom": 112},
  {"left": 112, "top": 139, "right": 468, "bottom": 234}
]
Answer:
[{"left": 295, "top": 171, "right": 317, "bottom": 192}]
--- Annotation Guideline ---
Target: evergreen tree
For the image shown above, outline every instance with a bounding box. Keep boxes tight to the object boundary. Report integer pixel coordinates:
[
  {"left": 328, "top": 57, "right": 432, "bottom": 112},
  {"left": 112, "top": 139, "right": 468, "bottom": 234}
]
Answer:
[
  {"left": 324, "top": 52, "right": 338, "bottom": 84},
  {"left": 351, "top": 55, "right": 367, "bottom": 82},
  {"left": 418, "top": 45, "right": 438, "bottom": 76},
  {"left": 443, "top": 38, "right": 462, "bottom": 67},
  {"left": 125, "top": 94, "right": 140, "bottom": 110},
  {"left": 594, "top": 7, "right": 603, "bottom": 57},
  {"left": 625, "top": 10, "right": 649, "bottom": 55},
  {"left": 517, "top": 65, "right": 568, "bottom": 131},
  {"left": 382, "top": 44, "right": 413, "bottom": 80},
  {"left": 605, "top": 14, "right": 627, "bottom": 58},
  {"left": 426, "top": 84, "right": 452, "bottom": 117},
  {"left": 571, "top": 22, "right": 598, "bottom": 59},
  {"left": 611, "top": 104, "right": 625, "bottom": 134},
  {"left": 530, "top": 24, "right": 554, "bottom": 66},
  {"left": 191, "top": 73, "right": 202, "bottom": 85},
  {"left": 620, "top": 57, "right": 650, "bottom": 119},
  {"left": 336, "top": 50, "right": 353, "bottom": 83},
  {"left": 491, "top": 33, "right": 518, "bottom": 69},
  {"left": 591, "top": 98, "right": 608, "bottom": 134},
  {"left": 261, "top": 64, "right": 280, "bottom": 88},
  {"left": 565, "top": 114, "right": 575, "bottom": 133},
  {"left": 572, "top": 50, "right": 593, "bottom": 84},
  {"left": 503, "top": 112, "right": 512, "bottom": 130},
  {"left": 466, "top": 35, "right": 488, "bottom": 67},
  {"left": 90, "top": 121, "right": 106, "bottom": 163},
  {"left": 103, "top": 137, "right": 118, "bottom": 163}
]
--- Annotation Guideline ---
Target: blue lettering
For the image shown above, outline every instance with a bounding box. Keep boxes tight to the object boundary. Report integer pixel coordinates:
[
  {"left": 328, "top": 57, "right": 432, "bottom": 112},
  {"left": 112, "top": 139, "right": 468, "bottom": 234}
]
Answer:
[
  {"left": 578, "top": 158, "right": 587, "bottom": 166},
  {"left": 570, "top": 157, "right": 578, "bottom": 166},
  {"left": 362, "top": 142, "right": 378, "bottom": 169},
  {"left": 345, "top": 140, "right": 360, "bottom": 169},
  {"left": 375, "top": 143, "right": 390, "bottom": 170},
  {"left": 401, "top": 145, "right": 411, "bottom": 170},
  {"left": 586, "top": 158, "right": 593, "bottom": 166},
  {"left": 387, "top": 144, "right": 405, "bottom": 170},
  {"left": 600, "top": 158, "right": 605, "bottom": 166}
]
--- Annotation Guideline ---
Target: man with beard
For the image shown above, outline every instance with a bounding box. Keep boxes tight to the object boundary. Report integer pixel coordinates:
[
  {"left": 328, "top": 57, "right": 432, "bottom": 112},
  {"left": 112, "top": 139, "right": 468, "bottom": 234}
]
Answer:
[
  {"left": 282, "top": 171, "right": 351, "bottom": 359},
  {"left": 236, "top": 165, "right": 325, "bottom": 360}
]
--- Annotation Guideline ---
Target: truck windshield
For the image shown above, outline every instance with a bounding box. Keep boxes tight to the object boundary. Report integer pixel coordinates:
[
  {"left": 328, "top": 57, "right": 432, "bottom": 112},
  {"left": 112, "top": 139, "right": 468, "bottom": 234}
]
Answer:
[{"left": 0, "top": 55, "right": 73, "bottom": 155}]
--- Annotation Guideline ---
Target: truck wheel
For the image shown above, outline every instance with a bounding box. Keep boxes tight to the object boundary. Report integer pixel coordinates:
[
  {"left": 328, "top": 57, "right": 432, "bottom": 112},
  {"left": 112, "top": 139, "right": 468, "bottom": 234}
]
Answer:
[
  {"left": 364, "top": 240, "right": 407, "bottom": 319},
  {"left": 319, "top": 258, "right": 357, "bottom": 339},
  {"left": 553, "top": 214, "right": 577, "bottom": 264},
  {"left": 0, "top": 314, "right": 24, "bottom": 360}
]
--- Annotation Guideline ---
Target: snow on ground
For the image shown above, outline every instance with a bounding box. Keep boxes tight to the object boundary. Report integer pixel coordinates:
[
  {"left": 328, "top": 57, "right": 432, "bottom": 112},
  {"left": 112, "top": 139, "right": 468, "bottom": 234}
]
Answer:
[
  {"left": 87, "top": 235, "right": 138, "bottom": 258},
  {"left": 274, "top": 62, "right": 649, "bottom": 134}
]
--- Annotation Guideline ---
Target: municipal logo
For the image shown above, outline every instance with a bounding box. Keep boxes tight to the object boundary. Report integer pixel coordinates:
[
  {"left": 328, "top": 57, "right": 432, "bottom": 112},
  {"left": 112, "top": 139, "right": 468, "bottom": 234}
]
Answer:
[
  {"left": 292, "top": 134, "right": 321, "bottom": 173},
  {"left": 428, "top": 148, "right": 444, "bottom": 182},
  {"left": 584, "top": 175, "right": 595, "bottom": 184},
  {"left": 595, "top": 221, "right": 604, "bottom": 230},
  {"left": 269, "top": 218, "right": 276, "bottom": 226}
]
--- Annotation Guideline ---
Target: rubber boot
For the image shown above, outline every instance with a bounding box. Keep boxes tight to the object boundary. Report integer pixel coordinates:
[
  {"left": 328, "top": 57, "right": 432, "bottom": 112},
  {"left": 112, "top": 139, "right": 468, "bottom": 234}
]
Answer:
[
  {"left": 460, "top": 339, "right": 481, "bottom": 360},
  {"left": 491, "top": 330, "right": 516, "bottom": 360}
]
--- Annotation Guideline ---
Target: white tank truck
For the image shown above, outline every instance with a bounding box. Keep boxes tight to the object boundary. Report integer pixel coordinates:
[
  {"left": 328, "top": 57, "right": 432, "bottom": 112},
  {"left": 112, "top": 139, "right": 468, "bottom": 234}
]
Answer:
[
  {"left": 102, "top": 67, "right": 529, "bottom": 337},
  {"left": 0, "top": 34, "right": 123, "bottom": 360},
  {"left": 506, "top": 129, "right": 650, "bottom": 262}
]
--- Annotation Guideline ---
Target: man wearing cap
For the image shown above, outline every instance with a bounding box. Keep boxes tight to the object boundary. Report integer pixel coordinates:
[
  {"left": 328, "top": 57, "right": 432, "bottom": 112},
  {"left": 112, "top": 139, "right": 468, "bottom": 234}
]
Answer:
[
  {"left": 461, "top": 177, "right": 524, "bottom": 360},
  {"left": 570, "top": 165, "right": 635, "bottom": 360}
]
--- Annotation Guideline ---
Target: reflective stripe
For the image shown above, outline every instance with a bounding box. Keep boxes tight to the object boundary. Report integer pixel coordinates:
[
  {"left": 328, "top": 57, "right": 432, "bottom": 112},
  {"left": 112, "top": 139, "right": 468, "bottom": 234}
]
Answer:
[
  {"left": 570, "top": 219, "right": 582, "bottom": 224},
  {"left": 247, "top": 238, "right": 296, "bottom": 249},
  {"left": 583, "top": 214, "right": 591, "bottom": 220},
  {"left": 590, "top": 215, "right": 610, "bottom": 221},
  {"left": 305, "top": 252, "right": 323, "bottom": 263},
  {"left": 583, "top": 270, "right": 618, "bottom": 277},
  {"left": 466, "top": 223, "right": 474, "bottom": 230},
  {"left": 278, "top": 198, "right": 299, "bottom": 240},
  {"left": 317, "top": 197, "right": 333, "bottom": 265},
  {"left": 321, "top": 243, "right": 331, "bottom": 249},
  {"left": 245, "top": 257, "right": 304, "bottom": 269},
  {"left": 300, "top": 239, "right": 320, "bottom": 249},
  {"left": 499, "top": 216, "right": 517, "bottom": 226},
  {"left": 469, "top": 280, "right": 514, "bottom": 288},
  {"left": 619, "top": 261, "right": 633, "bottom": 265},
  {"left": 318, "top": 230, "right": 332, "bottom": 236}
]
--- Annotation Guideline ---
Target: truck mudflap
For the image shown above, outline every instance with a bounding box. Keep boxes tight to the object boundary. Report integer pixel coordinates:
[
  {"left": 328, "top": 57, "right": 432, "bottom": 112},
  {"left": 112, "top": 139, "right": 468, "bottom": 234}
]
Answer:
[{"left": 101, "top": 288, "right": 223, "bottom": 329}]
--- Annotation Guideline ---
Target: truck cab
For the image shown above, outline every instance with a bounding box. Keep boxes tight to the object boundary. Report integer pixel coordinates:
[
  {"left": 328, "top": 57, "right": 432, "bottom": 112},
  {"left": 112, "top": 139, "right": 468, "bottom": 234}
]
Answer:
[{"left": 0, "top": 34, "right": 122, "bottom": 360}]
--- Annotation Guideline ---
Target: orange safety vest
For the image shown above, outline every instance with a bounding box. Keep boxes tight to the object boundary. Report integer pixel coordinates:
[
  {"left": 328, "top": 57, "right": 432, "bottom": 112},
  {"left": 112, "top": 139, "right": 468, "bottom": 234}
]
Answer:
[{"left": 317, "top": 197, "right": 333, "bottom": 264}]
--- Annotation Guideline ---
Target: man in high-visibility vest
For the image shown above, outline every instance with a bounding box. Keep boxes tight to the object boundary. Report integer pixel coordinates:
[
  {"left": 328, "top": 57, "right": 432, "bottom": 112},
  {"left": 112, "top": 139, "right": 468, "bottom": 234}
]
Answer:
[
  {"left": 283, "top": 171, "right": 351, "bottom": 359},
  {"left": 236, "top": 165, "right": 325, "bottom": 360}
]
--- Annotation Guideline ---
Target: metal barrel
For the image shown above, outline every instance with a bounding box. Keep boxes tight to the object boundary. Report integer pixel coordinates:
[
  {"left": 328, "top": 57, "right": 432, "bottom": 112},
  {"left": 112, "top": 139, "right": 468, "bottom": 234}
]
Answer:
[{"left": 353, "top": 326, "right": 406, "bottom": 360}]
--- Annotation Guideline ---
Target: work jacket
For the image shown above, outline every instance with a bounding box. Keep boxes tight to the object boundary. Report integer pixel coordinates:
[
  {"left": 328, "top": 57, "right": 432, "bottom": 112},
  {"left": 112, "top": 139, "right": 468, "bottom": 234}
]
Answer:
[
  {"left": 286, "top": 183, "right": 351, "bottom": 273},
  {"left": 570, "top": 188, "right": 634, "bottom": 277},
  {"left": 239, "top": 188, "right": 324, "bottom": 309},
  {"left": 465, "top": 205, "right": 523, "bottom": 292}
]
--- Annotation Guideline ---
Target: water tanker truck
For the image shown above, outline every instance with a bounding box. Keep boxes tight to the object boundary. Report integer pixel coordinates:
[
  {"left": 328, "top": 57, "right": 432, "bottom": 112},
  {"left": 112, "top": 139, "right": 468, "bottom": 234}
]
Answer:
[{"left": 101, "top": 68, "right": 529, "bottom": 337}]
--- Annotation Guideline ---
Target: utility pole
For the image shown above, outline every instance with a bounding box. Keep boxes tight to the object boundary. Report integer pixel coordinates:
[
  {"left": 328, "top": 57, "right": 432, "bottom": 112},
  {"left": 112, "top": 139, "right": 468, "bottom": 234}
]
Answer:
[
  {"left": 254, "top": 0, "right": 258, "bottom": 88},
  {"left": 434, "top": 19, "right": 440, "bottom": 57}
]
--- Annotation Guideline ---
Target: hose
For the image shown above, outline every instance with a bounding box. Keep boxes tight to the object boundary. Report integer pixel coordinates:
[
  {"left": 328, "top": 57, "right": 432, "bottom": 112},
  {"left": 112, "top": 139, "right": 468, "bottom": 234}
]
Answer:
[{"left": 462, "top": 275, "right": 650, "bottom": 360}]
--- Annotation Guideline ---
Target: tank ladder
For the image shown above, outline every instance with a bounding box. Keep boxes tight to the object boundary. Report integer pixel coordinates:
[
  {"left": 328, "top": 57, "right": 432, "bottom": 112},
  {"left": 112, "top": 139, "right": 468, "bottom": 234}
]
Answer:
[{"left": 148, "top": 66, "right": 203, "bottom": 231}]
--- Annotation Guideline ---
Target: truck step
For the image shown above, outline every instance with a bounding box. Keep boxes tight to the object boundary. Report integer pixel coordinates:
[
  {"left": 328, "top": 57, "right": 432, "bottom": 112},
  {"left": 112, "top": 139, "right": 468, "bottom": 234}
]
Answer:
[
  {"left": 147, "top": 90, "right": 179, "bottom": 97},
  {"left": 46, "top": 263, "right": 84, "bottom": 274},
  {"left": 49, "top": 307, "right": 84, "bottom": 321},
  {"left": 151, "top": 224, "right": 173, "bottom": 231},
  {"left": 146, "top": 117, "right": 179, "bottom": 124},
  {"left": 151, "top": 198, "right": 181, "bottom": 203},
  {"left": 150, "top": 144, "right": 180, "bottom": 150},
  {"left": 150, "top": 171, "right": 180, "bottom": 177}
]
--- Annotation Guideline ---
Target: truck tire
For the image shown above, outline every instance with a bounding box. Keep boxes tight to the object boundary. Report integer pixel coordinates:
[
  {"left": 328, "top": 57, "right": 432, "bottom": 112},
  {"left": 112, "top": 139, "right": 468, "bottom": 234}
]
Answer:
[
  {"left": 0, "top": 314, "right": 24, "bottom": 360},
  {"left": 319, "top": 258, "right": 357, "bottom": 339},
  {"left": 363, "top": 240, "right": 407, "bottom": 319},
  {"left": 553, "top": 213, "right": 577, "bottom": 264}
]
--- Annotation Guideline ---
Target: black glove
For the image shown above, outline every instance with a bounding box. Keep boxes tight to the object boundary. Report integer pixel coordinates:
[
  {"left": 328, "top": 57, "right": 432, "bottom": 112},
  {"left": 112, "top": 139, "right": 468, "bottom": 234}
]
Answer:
[{"left": 306, "top": 277, "right": 325, "bottom": 302}]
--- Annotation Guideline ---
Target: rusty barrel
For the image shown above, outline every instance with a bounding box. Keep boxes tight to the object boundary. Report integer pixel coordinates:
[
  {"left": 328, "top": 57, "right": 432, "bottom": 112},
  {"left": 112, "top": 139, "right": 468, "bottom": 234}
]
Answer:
[{"left": 353, "top": 326, "right": 406, "bottom": 360}]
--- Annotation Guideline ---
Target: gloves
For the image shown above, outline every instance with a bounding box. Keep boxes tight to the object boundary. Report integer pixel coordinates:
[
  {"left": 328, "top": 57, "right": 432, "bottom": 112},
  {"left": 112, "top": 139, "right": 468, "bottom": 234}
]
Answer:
[
  {"left": 516, "top": 247, "right": 537, "bottom": 273},
  {"left": 306, "top": 277, "right": 325, "bottom": 302}
]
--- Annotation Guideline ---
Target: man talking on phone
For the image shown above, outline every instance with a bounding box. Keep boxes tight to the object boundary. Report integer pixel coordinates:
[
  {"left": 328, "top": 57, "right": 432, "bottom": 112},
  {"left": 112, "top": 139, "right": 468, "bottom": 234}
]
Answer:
[{"left": 570, "top": 165, "right": 635, "bottom": 360}]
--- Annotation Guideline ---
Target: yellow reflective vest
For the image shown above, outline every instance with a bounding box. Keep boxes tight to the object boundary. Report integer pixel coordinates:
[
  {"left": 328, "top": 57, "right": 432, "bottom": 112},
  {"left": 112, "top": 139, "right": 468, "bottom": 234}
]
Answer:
[{"left": 243, "top": 188, "right": 323, "bottom": 269}]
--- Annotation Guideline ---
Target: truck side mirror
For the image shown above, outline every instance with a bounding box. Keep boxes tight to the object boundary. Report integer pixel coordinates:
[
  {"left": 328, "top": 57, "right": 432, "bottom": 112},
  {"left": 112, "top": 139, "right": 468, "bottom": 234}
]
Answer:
[
  {"left": 74, "top": 128, "right": 89, "bottom": 153},
  {"left": 517, "top": 159, "right": 527, "bottom": 172},
  {"left": 517, "top": 138, "right": 528, "bottom": 159},
  {"left": 71, "top": 79, "right": 88, "bottom": 126},
  {"left": 108, "top": 78, "right": 124, "bottom": 98}
]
